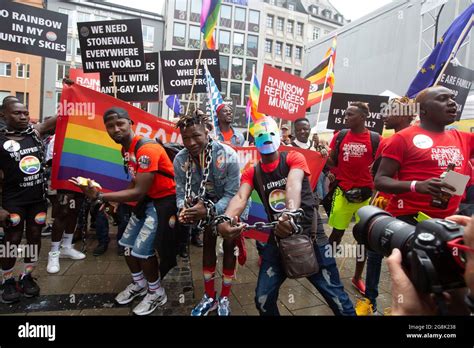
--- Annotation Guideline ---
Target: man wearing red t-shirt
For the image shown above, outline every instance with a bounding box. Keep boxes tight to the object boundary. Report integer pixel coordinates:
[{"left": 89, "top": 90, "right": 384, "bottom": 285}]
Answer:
[
  {"left": 326, "top": 102, "right": 381, "bottom": 295},
  {"left": 217, "top": 116, "right": 355, "bottom": 316},
  {"left": 72, "top": 107, "right": 177, "bottom": 316},
  {"left": 375, "top": 86, "right": 473, "bottom": 223}
]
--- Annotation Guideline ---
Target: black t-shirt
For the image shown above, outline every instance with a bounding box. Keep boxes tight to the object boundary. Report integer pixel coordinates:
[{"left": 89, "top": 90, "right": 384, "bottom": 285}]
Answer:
[{"left": 0, "top": 131, "right": 45, "bottom": 207}]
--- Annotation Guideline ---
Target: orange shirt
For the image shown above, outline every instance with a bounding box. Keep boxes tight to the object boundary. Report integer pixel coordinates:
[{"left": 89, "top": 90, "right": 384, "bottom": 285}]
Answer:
[
  {"left": 221, "top": 128, "right": 233, "bottom": 143},
  {"left": 123, "top": 136, "right": 176, "bottom": 199}
]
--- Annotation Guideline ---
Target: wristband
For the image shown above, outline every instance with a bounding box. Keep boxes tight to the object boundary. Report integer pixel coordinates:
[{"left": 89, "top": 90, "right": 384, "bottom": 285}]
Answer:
[{"left": 410, "top": 181, "right": 417, "bottom": 193}]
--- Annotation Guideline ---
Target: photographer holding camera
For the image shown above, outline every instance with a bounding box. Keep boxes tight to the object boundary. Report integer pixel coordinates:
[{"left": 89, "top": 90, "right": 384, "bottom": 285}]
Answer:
[{"left": 387, "top": 214, "right": 474, "bottom": 315}]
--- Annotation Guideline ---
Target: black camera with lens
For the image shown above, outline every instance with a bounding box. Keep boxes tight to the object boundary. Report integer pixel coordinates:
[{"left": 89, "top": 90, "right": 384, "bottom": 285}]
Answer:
[{"left": 353, "top": 206, "right": 466, "bottom": 294}]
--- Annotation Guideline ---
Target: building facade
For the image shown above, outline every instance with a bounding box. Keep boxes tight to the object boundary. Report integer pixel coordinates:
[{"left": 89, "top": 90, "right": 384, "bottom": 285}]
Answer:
[
  {"left": 42, "top": 0, "right": 165, "bottom": 119},
  {"left": 0, "top": 0, "right": 44, "bottom": 121}
]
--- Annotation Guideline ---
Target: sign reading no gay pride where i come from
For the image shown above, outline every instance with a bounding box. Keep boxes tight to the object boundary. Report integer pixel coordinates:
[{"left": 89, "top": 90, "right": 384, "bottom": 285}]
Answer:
[
  {"left": 77, "top": 18, "right": 145, "bottom": 73},
  {"left": 257, "top": 65, "right": 310, "bottom": 121},
  {"left": 0, "top": 0, "right": 68, "bottom": 60}
]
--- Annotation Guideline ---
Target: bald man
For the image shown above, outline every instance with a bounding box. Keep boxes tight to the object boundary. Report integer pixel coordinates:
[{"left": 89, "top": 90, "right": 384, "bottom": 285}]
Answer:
[{"left": 375, "top": 86, "right": 474, "bottom": 223}]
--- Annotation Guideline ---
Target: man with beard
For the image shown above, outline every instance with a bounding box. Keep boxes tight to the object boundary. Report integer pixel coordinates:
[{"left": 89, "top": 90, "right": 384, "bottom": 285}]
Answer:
[{"left": 214, "top": 104, "right": 245, "bottom": 146}]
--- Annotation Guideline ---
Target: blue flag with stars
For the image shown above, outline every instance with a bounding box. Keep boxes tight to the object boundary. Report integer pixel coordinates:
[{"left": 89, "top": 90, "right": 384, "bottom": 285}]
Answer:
[
  {"left": 406, "top": 4, "right": 473, "bottom": 98},
  {"left": 166, "top": 94, "right": 182, "bottom": 115}
]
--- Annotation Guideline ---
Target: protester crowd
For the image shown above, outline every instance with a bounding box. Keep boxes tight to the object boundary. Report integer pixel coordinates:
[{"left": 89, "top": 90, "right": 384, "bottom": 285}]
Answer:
[{"left": 0, "top": 85, "right": 473, "bottom": 317}]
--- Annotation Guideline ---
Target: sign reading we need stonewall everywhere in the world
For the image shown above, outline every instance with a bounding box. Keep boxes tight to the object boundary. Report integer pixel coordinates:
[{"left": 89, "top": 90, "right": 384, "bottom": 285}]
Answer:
[
  {"left": 77, "top": 18, "right": 145, "bottom": 73},
  {"left": 0, "top": 0, "right": 68, "bottom": 60},
  {"left": 257, "top": 65, "right": 310, "bottom": 121},
  {"left": 100, "top": 53, "right": 160, "bottom": 102}
]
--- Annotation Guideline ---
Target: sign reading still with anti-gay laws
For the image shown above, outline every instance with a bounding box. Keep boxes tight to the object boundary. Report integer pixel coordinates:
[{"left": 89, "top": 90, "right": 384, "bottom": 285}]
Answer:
[
  {"left": 257, "top": 65, "right": 310, "bottom": 121},
  {"left": 0, "top": 0, "right": 68, "bottom": 60},
  {"left": 77, "top": 18, "right": 145, "bottom": 73},
  {"left": 326, "top": 92, "right": 389, "bottom": 134},
  {"left": 100, "top": 53, "right": 160, "bottom": 102},
  {"left": 160, "top": 50, "right": 221, "bottom": 95}
]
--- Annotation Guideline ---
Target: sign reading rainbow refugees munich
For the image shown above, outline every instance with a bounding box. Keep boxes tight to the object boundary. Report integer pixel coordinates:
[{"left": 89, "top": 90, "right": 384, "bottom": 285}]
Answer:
[{"left": 52, "top": 83, "right": 326, "bottom": 242}]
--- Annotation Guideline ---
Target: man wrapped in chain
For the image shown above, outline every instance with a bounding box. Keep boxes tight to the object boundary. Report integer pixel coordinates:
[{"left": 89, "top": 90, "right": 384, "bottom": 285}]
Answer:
[{"left": 174, "top": 108, "right": 247, "bottom": 316}]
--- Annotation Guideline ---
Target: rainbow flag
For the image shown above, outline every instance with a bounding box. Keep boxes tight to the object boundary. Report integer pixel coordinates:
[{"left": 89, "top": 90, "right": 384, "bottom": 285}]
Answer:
[
  {"left": 246, "top": 71, "right": 265, "bottom": 136},
  {"left": 200, "top": 0, "right": 221, "bottom": 50},
  {"left": 52, "top": 83, "right": 179, "bottom": 193},
  {"left": 243, "top": 190, "right": 270, "bottom": 243},
  {"left": 305, "top": 36, "right": 337, "bottom": 107}
]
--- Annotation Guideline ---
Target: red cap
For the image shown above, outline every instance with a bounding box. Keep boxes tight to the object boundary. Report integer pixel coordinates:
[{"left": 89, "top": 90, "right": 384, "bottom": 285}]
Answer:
[{"left": 216, "top": 104, "right": 226, "bottom": 114}]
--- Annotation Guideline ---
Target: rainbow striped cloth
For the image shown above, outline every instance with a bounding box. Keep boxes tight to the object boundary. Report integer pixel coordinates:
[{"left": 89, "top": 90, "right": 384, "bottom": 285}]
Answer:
[{"left": 200, "top": 0, "right": 221, "bottom": 50}]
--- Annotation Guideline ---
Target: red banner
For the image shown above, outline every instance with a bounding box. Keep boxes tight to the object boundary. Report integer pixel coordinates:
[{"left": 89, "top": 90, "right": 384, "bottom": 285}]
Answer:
[
  {"left": 258, "top": 64, "right": 310, "bottom": 121},
  {"left": 69, "top": 68, "right": 101, "bottom": 92}
]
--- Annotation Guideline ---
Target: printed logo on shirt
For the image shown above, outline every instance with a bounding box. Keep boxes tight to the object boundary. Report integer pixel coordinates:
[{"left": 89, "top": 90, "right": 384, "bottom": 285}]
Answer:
[
  {"left": 413, "top": 134, "right": 433, "bottom": 149},
  {"left": 342, "top": 143, "right": 368, "bottom": 162},
  {"left": 34, "top": 212, "right": 46, "bottom": 225},
  {"left": 431, "top": 147, "right": 464, "bottom": 167},
  {"left": 3, "top": 140, "right": 20, "bottom": 152},
  {"left": 9, "top": 214, "right": 21, "bottom": 226},
  {"left": 19, "top": 156, "right": 41, "bottom": 175},
  {"left": 268, "top": 189, "right": 286, "bottom": 212},
  {"left": 138, "top": 155, "right": 151, "bottom": 169}
]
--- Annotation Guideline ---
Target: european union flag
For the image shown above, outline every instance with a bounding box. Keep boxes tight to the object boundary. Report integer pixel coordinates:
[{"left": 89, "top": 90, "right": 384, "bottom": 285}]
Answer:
[
  {"left": 166, "top": 94, "right": 182, "bottom": 115},
  {"left": 406, "top": 4, "right": 473, "bottom": 98}
]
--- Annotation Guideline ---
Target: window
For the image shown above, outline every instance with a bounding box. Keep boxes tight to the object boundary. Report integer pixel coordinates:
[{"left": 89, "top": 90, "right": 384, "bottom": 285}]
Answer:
[
  {"left": 269, "top": 0, "right": 275, "bottom": 4},
  {"left": 77, "top": 12, "right": 91, "bottom": 23},
  {"left": 220, "top": 81, "right": 228, "bottom": 97},
  {"left": 230, "top": 82, "right": 242, "bottom": 106},
  {"left": 265, "top": 39, "right": 272, "bottom": 53},
  {"left": 322, "top": 9, "right": 332, "bottom": 18},
  {"left": 244, "top": 83, "right": 250, "bottom": 105},
  {"left": 275, "top": 65, "right": 282, "bottom": 70},
  {"left": 95, "top": 15, "right": 107, "bottom": 21},
  {"left": 277, "top": 17, "right": 284, "bottom": 31},
  {"left": 190, "top": 0, "right": 201, "bottom": 22},
  {"left": 56, "top": 92, "right": 62, "bottom": 109},
  {"left": 285, "top": 68, "right": 292, "bottom": 74},
  {"left": 142, "top": 25, "right": 154, "bottom": 43},
  {"left": 16, "top": 92, "right": 29, "bottom": 109},
  {"left": 312, "top": 27, "right": 320, "bottom": 40},
  {"left": 174, "top": 0, "right": 187, "bottom": 20},
  {"left": 294, "top": 69, "right": 301, "bottom": 77},
  {"left": 287, "top": 20, "right": 294, "bottom": 34},
  {"left": 245, "top": 60, "right": 257, "bottom": 81},
  {"left": 295, "top": 46, "right": 302, "bottom": 60},
  {"left": 57, "top": 64, "right": 70, "bottom": 81},
  {"left": 324, "top": 29, "right": 330, "bottom": 35},
  {"left": 296, "top": 22, "right": 303, "bottom": 36},
  {"left": 289, "top": 3, "right": 295, "bottom": 10},
  {"left": 233, "top": 32, "right": 244, "bottom": 55},
  {"left": 173, "top": 23, "right": 186, "bottom": 47},
  {"left": 234, "top": 7, "right": 246, "bottom": 30},
  {"left": 66, "top": 37, "right": 73, "bottom": 55},
  {"left": 17, "top": 64, "right": 30, "bottom": 79},
  {"left": 247, "top": 35, "right": 258, "bottom": 57},
  {"left": 248, "top": 10, "right": 260, "bottom": 32},
  {"left": 220, "top": 5, "right": 232, "bottom": 28},
  {"left": 285, "top": 44, "right": 292, "bottom": 58},
  {"left": 76, "top": 38, "right": 81, "bottom": 56},
  {"left": 231, "top": 58, "right": 243, "bottom": 80},
  {"left": 0, "top": 62, "right": 12, "bottom": 77},
  {"left": 275, "top": 42, "right": 282, "bottom": 56},
  {"left": 219, "top": 30, "right": 231, "bottom": 53},
  {"left": 266, "top": 15, "right": 274, "bottom": 28},
  {"left": 58, "top": 8, "right": 73, "bottom": 28},
  {"left": 189, "top": 25, "right": 200, "bottom": 48},
  {"left": 220, "top": 55, "right": 229, "bottom": 79}
]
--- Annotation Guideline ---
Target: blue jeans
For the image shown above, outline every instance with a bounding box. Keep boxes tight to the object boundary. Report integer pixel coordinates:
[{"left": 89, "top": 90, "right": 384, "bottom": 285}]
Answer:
[
  {"left": 95, "top": 209, "right": 109, "bottom": 245},
  {"left": 365, "top": 250, "right": 383, "bottom": 310},
  {"left": 316, "top": 173, "right": 327, "bottom": 200},
  {"left": 255, "top": 242, "right": 356, "bottom": 316}
]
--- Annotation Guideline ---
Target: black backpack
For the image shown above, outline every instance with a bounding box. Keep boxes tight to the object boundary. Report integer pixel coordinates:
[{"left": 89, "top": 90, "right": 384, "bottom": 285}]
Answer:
[{"left": 128, "top": 137, "right": 184, "bottom": 179}]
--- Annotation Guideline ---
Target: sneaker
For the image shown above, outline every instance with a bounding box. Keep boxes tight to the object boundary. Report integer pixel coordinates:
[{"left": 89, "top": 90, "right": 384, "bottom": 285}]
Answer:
[
  {"left": 355, "top": 298, "right": 374, "bottom": 316},
  {"left": 1, "top": 278, "right": 20, "bottom": 303},
  {"left": 178, "top": 244, "right": 189, "bottom": 258},
  {"left": 352, "top": 277, "right": 366, "bottom": 296},
  {"left": 191, "top": 293, "right": 217, "bottom": 316},
  {"left": 93, "top": 243, "right": 108, "bottom": 256},
  {"left": 115, "top": 282, "right": 147, "bottom": 305},
  {"left": 47, "top": 251, "right": 60, "bottom": 274},
  {"left": 41, "top": 224, "right": 52, "bottom": 237},
  {"left": 217, "top": 296, "right": 231, "bottom": 316},
  {"left": 132, "top": 289, "right": 167, "bottom": 316},
  {"left": 60, "top": 246, "right": 86, "bottom": 260},
  {"left": 18, "top": 273, "right": 40, "bottom": 298}
]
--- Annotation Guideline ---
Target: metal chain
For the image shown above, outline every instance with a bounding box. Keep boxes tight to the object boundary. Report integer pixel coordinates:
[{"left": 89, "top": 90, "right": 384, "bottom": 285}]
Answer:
[{"left": 183, "top": 139, "right": 214, "bottom": 230}]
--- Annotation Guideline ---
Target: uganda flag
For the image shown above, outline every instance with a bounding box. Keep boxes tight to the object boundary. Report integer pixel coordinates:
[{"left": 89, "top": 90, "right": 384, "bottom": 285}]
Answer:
[{"left": 305, "top": 37, "right": 336, "bottom": 107}]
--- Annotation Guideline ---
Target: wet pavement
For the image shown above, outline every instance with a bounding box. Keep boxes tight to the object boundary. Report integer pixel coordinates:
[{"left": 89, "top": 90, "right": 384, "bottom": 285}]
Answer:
[{"left": 0, "top": 209, "right": 393, "bottom": 316}]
